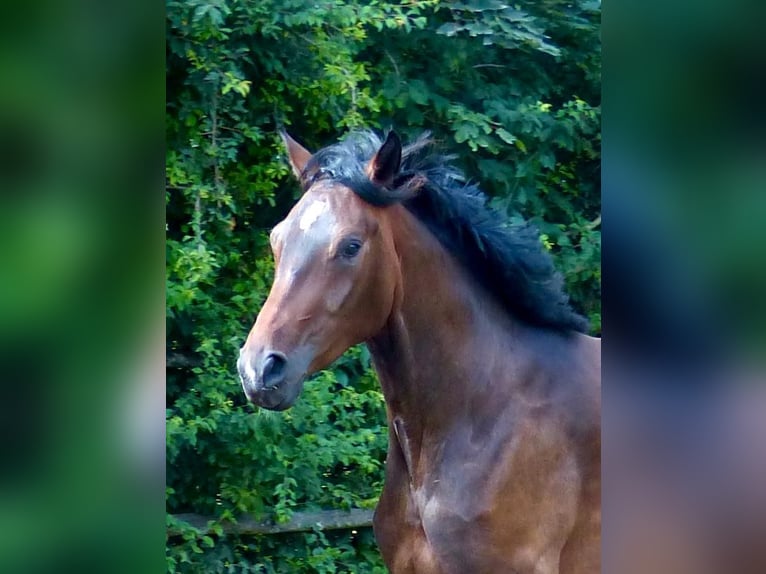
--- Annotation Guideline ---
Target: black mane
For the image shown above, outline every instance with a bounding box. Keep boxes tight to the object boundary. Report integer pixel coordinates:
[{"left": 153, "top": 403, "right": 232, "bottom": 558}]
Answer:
[{"left": 302, "top": 130, "right": 589, "bottom": 333}]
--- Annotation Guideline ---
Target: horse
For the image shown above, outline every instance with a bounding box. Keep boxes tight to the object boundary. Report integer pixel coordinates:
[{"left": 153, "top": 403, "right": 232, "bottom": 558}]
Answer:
[{"left": 238, "top": 129, "right": 601, "bottom": 573}]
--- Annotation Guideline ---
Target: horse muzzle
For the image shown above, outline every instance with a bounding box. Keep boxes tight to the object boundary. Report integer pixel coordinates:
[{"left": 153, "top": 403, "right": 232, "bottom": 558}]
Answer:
[{"left": 237, "top": 348, "right": 305, "bottom": 410}]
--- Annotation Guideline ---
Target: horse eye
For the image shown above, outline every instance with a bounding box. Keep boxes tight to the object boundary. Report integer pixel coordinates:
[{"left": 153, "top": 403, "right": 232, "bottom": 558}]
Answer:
[{"left": 340, "top": 239, "right": 362, "bottom": 259}]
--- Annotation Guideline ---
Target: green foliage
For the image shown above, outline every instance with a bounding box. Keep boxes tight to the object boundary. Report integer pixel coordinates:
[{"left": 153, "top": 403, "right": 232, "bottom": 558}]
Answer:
[{"left": 167, "top": 0, "right": 600, "bottom": 570}]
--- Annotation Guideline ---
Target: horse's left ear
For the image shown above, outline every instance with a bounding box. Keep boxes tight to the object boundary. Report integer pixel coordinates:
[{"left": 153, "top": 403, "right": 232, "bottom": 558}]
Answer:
[
  {"left": 367, "top": 130, "right": 402, "bottom": 187},
  {"left": 280, "top": 131, "right": 313, "bottom": 179}
]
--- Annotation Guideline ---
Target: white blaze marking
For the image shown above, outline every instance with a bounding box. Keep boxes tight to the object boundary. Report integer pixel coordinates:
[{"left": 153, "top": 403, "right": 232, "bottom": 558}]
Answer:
[{"left": 299, "top": 200, "right": 327, "bottom": 231}]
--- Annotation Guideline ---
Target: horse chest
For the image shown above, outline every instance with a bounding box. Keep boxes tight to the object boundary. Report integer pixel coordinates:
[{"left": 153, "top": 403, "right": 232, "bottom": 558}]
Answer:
[
  {"left": 382, "top": 480, "right": 500, "bottom": 574},
  {"left": 378, "top": 413, "right": 588, "bottom": 573},
  {"left": 387, "top": 418, "right": 488, "bottom": 561}
]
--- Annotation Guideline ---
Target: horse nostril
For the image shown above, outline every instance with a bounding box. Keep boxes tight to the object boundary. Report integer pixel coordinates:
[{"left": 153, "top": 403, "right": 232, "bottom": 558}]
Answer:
[{"left": 261, "top": 352, "right": 287, "bottom": 389}]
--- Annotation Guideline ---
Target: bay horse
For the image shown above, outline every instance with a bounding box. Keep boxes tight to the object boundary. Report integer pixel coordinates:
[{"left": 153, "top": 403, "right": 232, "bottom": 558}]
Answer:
[{"left": 238, "top": 130, "right": 601, "bottom": 573}]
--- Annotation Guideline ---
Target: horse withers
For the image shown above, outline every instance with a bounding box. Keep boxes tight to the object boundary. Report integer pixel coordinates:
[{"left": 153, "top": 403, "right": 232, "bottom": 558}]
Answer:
[{"left": 238, "top": 130, "right": 601, "bottom": 573}]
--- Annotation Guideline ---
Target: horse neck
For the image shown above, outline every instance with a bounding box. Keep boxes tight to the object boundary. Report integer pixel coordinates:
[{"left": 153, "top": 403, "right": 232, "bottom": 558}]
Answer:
[{"left": 367, "top": 206, "right": 517, "bottom": 433}]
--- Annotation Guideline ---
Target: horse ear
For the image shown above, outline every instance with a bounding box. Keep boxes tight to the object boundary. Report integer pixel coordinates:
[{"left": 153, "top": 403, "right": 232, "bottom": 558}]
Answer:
[
  {"left": 280, "top": 131, "right": 312, "bottom": 179},
  {"left": 367, "top": 130, "right": 402, "bottom": 186}
]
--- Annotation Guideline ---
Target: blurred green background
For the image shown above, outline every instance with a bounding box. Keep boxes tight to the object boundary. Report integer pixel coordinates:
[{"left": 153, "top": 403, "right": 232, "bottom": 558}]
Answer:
[
  {"left": 0, "top": 1, "right": 163, "bottom": 573},
  {"left": 165, "top": 0, "right": 600, "bottom": 572}
]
